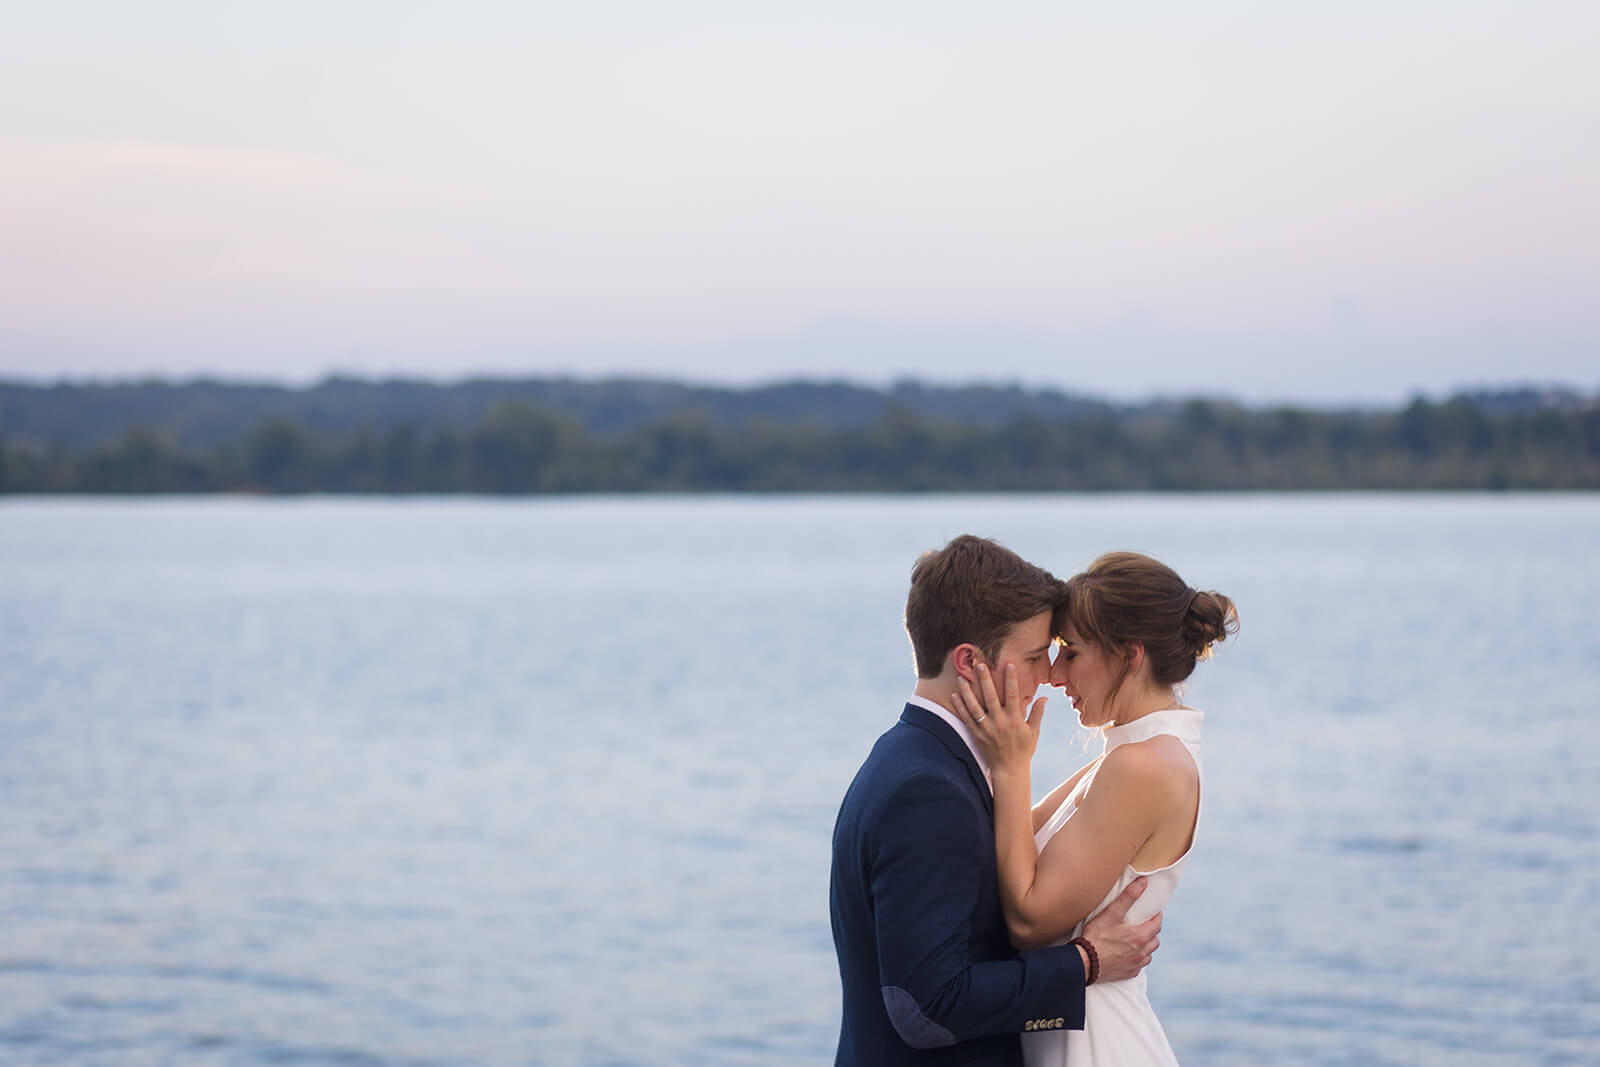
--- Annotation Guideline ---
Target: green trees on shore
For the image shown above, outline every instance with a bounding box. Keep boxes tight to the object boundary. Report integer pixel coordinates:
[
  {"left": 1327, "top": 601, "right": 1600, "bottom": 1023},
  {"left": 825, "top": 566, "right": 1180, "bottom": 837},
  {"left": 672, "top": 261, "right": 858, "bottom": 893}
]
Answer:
[{"left": 3, "top": 392, "right": 1597, "bottom": 492}]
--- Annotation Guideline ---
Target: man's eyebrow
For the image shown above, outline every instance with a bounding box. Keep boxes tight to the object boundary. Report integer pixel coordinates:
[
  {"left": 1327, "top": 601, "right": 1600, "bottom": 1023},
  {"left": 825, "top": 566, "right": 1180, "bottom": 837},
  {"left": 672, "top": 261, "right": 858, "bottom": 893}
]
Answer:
[{"left": 1028, "top": 642, "right": 1053, "bottom": 656}]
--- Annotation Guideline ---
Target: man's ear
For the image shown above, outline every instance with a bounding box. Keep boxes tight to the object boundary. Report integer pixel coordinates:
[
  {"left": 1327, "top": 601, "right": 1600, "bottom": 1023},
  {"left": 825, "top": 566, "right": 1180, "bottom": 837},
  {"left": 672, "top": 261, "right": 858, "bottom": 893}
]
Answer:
[{"left": 952, "top": 643, "right": 984, "bottom": 681}]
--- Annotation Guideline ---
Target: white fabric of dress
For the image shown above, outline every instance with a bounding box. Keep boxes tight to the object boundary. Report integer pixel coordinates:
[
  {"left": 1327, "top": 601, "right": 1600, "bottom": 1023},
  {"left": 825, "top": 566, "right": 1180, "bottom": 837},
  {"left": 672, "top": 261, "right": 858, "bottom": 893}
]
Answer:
[{"left": 1022, "top": 707, "right": 1203, "bottom": 1067}]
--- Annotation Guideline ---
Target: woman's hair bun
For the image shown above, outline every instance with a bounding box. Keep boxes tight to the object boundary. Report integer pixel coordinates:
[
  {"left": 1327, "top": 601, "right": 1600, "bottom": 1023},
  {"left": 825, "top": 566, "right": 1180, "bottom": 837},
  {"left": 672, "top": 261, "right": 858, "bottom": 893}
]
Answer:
[{"left": 1184, "top": 589, "right": 1239, "bottom": 660}]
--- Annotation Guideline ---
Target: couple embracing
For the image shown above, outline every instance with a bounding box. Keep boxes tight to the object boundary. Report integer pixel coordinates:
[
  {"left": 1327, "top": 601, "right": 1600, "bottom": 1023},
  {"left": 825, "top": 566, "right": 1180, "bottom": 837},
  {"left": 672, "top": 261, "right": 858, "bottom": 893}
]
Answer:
[{"left": 830, "top": 535, "right": 1237, "bottom": 1065}]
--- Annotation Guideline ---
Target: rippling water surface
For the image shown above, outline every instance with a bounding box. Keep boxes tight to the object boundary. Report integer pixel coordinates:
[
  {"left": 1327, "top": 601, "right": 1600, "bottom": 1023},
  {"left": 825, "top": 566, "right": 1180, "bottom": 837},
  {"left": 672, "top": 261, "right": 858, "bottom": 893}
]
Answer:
[{"left": 2, "top": 495, "right": 1596, "bottom": 1065}]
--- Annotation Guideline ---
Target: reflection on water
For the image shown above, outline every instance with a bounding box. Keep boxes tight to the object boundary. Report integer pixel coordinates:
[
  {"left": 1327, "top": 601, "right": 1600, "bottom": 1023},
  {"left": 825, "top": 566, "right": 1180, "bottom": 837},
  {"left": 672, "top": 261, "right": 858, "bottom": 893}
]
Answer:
[{"left": 2, "top": 494, "right": 1597, "bottom": 1065}]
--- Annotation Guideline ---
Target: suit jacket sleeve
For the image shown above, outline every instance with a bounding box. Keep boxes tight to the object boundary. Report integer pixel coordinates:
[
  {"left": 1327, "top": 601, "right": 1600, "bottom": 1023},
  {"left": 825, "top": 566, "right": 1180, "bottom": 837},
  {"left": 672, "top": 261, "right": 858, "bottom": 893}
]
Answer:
[{"left": 870, "top": 771, "right": 1087, "bottom": 1049}]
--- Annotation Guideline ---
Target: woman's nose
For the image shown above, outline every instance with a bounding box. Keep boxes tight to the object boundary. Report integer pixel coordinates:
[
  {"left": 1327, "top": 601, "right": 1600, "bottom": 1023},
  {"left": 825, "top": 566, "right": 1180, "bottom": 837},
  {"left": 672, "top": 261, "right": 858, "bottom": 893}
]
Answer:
[{"left": 1049, "top": 656, "right": 1068, "bottom": 686}]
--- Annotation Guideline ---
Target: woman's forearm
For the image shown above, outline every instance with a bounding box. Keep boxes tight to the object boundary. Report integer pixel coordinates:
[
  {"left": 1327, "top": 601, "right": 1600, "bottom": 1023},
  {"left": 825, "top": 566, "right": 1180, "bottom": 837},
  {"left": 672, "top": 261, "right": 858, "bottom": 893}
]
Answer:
[{"left": 991, "top": 765, "right": 1046, "bottom": 946}]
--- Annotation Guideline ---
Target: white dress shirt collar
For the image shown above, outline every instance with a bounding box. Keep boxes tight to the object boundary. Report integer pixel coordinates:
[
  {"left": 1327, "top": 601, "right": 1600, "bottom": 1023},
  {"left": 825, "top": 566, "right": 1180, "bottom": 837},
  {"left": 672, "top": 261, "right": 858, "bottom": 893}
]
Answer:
[{"left": 906, "top": 693, "right": 993, "bottom": 794}]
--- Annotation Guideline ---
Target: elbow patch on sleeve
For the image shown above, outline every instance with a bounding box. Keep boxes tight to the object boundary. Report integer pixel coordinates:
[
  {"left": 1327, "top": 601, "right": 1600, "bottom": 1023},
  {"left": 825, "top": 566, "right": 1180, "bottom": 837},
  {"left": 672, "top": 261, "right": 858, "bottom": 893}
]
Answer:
[{"left": 881, "top": 985, "right": 955, "bottom": 1049}]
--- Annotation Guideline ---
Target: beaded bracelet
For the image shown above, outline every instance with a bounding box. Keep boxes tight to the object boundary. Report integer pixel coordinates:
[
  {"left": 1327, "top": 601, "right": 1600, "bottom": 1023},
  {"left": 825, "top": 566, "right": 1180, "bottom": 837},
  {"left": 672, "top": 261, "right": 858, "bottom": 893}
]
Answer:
[{"left": 1069, "top": 936, "right": 1100, "bottom": 985}]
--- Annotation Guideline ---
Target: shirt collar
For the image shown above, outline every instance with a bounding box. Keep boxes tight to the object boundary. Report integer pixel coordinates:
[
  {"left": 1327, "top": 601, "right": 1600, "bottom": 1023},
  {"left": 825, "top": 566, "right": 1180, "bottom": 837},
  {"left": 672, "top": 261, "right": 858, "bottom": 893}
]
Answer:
[{"left": 907, "top": 693, "right": 993, "bottom": 794}]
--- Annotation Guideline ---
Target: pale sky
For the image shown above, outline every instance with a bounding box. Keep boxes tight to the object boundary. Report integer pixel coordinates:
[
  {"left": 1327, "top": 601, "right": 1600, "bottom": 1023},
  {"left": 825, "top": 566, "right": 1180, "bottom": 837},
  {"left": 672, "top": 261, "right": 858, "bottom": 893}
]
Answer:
[{"left": 3, "top": 1, "right": 1596, "bottom": 403}]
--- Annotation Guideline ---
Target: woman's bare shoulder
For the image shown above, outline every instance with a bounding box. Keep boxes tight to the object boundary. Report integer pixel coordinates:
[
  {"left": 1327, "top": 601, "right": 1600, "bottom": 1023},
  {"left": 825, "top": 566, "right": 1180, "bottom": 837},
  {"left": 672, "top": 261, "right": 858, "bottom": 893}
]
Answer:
[{"left": 1097, "top": 734, "right": 1197, "bottom": 799}]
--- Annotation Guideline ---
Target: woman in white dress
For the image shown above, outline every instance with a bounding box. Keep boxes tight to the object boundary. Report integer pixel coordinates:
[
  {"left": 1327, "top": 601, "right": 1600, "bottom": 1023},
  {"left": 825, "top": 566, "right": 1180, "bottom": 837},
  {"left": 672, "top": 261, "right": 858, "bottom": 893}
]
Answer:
[{"left": 950, "top": 551, "right": 1236, "bottom": 1066}]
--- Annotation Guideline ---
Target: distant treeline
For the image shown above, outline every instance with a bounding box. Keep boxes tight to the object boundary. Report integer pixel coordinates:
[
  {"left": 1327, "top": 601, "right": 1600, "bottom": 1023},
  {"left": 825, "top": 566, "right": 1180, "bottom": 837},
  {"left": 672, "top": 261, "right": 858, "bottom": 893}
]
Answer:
[
  {"left": 2, "top": 381, "right": 1597, "bottom": 492},
  {"left": 0, "top": 376, "right": 1119, "bottom": 450}
]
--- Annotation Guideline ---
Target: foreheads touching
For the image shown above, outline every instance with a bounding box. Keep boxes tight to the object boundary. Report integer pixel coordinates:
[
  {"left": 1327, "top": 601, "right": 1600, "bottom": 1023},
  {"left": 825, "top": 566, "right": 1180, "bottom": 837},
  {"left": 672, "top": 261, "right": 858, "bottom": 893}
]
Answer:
[{"left": 903, "top": 535, "right": 1066, "bottom": 679}]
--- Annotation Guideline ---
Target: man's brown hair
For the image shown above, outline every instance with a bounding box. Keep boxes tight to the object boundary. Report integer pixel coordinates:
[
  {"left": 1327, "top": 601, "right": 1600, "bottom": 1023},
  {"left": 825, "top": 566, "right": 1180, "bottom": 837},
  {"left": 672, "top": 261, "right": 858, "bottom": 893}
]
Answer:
[{"left": 904, "top": 535, "right": 1065, "bottom": 678}]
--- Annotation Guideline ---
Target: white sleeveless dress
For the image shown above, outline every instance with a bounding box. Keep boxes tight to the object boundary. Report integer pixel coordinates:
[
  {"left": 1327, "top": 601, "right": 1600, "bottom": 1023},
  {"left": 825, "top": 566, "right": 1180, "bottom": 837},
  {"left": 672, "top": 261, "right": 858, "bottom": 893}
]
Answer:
[{"left": 1022, "top": 707, "right": 1203, "bottom": 1067}]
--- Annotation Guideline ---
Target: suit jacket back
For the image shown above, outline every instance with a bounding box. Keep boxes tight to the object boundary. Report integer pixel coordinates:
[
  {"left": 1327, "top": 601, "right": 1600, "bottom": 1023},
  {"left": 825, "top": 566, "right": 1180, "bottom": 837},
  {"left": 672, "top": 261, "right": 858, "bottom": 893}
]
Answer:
[{"left": 829, "top": 704, "right": 1086, "bottom": 1066}]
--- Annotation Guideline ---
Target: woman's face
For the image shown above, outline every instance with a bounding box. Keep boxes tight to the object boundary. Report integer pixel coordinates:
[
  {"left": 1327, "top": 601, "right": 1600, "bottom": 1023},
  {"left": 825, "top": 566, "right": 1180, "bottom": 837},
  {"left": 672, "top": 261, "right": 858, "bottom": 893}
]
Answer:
[{"left": 1050, "top": 620, "right": 1121, "bottom": 728}]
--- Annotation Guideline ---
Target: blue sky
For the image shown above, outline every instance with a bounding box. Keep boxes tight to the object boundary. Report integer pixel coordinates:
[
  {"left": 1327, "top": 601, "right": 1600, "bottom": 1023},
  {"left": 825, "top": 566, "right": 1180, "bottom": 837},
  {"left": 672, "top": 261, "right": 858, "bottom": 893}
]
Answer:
[{"left": 2, "top": 1, "right": 1596, "bottom": 402}]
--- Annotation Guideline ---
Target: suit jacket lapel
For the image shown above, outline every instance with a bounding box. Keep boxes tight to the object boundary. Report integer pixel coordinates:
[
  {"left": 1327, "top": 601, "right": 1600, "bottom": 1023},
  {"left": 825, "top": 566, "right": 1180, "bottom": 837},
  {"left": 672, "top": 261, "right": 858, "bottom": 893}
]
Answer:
[{"left": 900, "top": 704, "right": 994, "bottom": 818}]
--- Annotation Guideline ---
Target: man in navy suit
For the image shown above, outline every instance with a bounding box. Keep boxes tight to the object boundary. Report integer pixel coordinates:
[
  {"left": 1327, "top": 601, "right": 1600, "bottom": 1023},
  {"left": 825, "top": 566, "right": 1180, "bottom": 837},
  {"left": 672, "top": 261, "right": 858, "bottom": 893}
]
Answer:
[{"left": 830, "top": 535, "right": 1162, "bottom": 1065}]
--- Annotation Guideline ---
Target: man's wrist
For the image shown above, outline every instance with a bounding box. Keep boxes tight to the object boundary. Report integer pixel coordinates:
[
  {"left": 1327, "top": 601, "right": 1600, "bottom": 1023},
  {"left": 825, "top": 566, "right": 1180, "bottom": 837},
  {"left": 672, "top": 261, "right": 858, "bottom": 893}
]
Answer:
[{"left": 1068, "top": 936, "right": 1099, "bottom": 985}]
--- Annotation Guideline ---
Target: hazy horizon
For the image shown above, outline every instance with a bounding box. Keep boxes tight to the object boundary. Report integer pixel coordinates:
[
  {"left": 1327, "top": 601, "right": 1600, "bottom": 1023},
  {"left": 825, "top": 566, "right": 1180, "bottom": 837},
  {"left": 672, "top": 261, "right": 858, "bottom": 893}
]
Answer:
[{"left": 4, "top": 357, "right": 1592, "bottom": 414}]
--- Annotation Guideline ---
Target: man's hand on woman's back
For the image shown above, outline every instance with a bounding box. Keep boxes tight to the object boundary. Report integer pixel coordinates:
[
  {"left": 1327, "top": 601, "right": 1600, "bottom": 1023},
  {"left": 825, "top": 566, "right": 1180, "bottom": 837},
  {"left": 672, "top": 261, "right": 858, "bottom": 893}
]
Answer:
[{"left": 1080, "top": 877, "right": 1162, "bottom": 984}]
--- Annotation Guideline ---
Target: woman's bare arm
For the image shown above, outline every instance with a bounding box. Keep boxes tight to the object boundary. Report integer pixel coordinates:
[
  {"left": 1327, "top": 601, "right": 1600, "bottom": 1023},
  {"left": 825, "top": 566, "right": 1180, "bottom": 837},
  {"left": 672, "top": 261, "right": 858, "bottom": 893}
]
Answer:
[
  {"left": 1004, "top": 742, "right": 1181, "bottom": 947},
  {"left": 952, "top": 664, "right": 1182, "bottom": 950}
]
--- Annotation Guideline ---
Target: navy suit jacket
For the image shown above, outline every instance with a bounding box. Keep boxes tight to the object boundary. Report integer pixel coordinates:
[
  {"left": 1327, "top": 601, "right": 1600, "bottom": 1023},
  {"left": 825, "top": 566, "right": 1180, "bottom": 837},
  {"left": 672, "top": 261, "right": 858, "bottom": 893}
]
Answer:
[{"left": 830, "top": 704, "right": 1086, "bottom": 1065}]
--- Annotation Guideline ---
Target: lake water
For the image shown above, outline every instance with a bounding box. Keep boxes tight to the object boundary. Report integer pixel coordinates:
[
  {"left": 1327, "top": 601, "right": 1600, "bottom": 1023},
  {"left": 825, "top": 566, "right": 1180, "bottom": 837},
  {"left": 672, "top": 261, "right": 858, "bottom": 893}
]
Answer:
[{"left": 1, "top": 494, "right": 1597, "bottom": 1066}]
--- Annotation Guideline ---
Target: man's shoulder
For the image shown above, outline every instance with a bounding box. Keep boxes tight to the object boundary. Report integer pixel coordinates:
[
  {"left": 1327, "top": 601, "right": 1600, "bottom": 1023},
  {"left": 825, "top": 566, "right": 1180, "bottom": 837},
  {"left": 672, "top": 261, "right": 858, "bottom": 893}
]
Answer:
[
  {"left": 863, "top": 713, "right": 962, "bottom": 773},
  {"left": 848, "top": 719, "right": 980, "bottom": 810}
]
